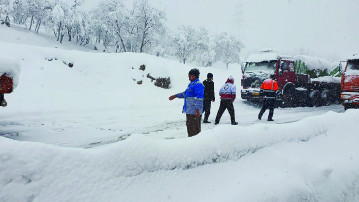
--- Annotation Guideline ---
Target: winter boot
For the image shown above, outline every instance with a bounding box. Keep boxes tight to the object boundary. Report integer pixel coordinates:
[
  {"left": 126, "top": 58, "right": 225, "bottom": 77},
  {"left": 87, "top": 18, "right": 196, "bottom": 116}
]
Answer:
[
  {"left": 231, "top": 122, "right": 238, "bottom": 125},
  {"left": 1, "top": 99, "right": 7, "bottom": 107}
]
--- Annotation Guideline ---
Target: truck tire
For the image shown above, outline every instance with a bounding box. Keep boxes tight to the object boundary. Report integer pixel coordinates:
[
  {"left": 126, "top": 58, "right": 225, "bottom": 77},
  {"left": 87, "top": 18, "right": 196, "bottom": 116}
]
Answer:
[
  {"left": 320, "top": 89, "right": 330, "bottom": 106},
  {"left": 309, "top": 90, "right": 321, "bottom": 107},
  {"left": 281, "top": 83, "right": 296, "bottom": 107},
  {"left": 344, "top": 104, "right": 351, "bottom": 110}
]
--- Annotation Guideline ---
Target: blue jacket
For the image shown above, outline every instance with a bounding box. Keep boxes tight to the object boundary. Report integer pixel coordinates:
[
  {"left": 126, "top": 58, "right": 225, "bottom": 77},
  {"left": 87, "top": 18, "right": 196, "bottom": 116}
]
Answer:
[{"left": 176, "top": 79, "right": 204, "bottom": 115}]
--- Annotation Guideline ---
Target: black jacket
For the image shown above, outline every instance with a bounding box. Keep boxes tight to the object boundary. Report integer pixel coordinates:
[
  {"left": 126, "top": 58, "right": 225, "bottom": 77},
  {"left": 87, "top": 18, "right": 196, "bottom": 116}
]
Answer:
[{"left": 203, "top": 79, "right": 215, "bottom": 101}]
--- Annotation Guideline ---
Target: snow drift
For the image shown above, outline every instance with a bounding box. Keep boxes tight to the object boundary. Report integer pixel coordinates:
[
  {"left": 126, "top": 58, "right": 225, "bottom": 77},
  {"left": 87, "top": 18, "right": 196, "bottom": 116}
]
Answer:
[{"left": 1, "top": 110, "right": 359, "bottom": 201}]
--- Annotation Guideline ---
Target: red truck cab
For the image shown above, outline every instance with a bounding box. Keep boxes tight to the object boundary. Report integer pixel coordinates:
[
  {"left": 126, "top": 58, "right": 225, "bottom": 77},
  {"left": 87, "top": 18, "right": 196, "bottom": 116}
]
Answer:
[
  {"left": 340, "top": 55, "right": 359, "bottom": 109},
  {"left": 240, "top": 51, "right": 295, "bottom": 100}
]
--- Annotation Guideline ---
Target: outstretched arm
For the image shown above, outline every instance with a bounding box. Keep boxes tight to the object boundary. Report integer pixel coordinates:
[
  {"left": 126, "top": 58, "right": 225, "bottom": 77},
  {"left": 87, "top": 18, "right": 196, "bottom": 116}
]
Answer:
[{"left": 169, "top": 91, "right": 186, "bottom": 101}]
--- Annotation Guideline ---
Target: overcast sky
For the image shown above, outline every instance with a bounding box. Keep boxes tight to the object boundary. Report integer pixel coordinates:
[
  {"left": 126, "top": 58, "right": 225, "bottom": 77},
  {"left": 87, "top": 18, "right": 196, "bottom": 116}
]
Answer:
[{"left": 84, "top": 0, "right": 359, "bottom": 61}]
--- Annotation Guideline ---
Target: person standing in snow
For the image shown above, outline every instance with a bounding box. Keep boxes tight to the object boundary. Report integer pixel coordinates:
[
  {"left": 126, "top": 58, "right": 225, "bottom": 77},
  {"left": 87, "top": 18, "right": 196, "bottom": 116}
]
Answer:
[
  {"left": 258, "top": 74, "right": 278, "bottom": 121},
  {"left": 202, "top": 73, "right": 215, "bottom": 123},
  {"left": 169, "top": 68, "right": 205, "bottom": 137},
  {"left": 214, "top": 76, "right": 238, "bottom": 125}
]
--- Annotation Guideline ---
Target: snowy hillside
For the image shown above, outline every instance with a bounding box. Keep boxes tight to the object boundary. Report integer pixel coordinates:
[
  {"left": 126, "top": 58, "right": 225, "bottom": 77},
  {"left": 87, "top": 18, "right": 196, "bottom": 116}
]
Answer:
[{"left": 1, "top": 25, "right": 359, "bottom": 202}]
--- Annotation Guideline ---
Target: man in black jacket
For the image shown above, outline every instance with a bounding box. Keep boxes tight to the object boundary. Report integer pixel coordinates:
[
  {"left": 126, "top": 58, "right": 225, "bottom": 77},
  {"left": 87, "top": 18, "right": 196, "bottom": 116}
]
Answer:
[{"left": 202, "top": 73, "right": 215, "bottom": 123}]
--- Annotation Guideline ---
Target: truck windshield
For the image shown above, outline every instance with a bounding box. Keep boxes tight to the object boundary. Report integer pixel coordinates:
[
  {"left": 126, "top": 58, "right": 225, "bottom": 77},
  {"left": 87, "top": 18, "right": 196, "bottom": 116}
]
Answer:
[
  {"left": 346, "top": 60, "right": 359, "bottom": 75},
  {"left": 245, "top": 61, "right": 277, "bottom": 74}
]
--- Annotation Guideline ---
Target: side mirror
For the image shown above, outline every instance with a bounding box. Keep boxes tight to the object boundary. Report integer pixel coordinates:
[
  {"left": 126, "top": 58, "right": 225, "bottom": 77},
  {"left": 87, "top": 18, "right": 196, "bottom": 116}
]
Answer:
[
  {"left": 279, "top": 69, "right": 283, "bottom": 76},
  {"left": 338, "top": 62, "right": 342, "bottom": 73},
  {"left": 241, "top": 62, "right": 246, "bottom": 74},
  {"left": 339, "top": 61, "right": 347, "bottom": 73}
]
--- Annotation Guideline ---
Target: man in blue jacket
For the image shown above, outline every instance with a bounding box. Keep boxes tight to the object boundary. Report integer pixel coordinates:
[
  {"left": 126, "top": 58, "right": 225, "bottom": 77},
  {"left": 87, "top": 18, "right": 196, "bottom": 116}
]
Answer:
[{"left": 169, "top": 68, "right": 205, "bottom": 137}]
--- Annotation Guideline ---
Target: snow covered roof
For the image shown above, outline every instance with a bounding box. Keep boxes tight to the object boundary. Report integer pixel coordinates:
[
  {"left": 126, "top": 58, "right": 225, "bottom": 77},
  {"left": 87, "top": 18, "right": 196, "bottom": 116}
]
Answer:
[
  {"left": 245, "top": 52, "right": 280, "bottom": 63},
  {"left": 294, "top": 55, "right": 336, "bottom": 71},
  {"left": 245, "top": 52, "right": 294, "bottom": 63},
  {"left": 0, "top": 57, "right": 21, "bottom": 90}
]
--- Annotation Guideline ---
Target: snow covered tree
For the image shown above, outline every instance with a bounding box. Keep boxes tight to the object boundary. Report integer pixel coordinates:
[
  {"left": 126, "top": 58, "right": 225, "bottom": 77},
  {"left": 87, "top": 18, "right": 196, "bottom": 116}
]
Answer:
[
  {"left": 50, "top": 4, "right": 66, "bottom": 43},
  {"left": 89, "top": 0, "right": 166, "bottom": 53},
  {"left": 91, "top": 0, "right": 127, "bottom": 51},
  {"left": 295, "top": 60, "right": 309, "bottom": 74},
  {"left": 172, "top": 25, "right": 207, "bottom": 64},
  {"left": 192, "top": 28, "right": 215, "bottom": 67},
  {"left": 26, "top": 0, "right": 52, "bottom": 32},
  {"left": 9, "top": 0, "right": 28, "bottom": 24},
  {"left": 27, "top": 0, "right": 40, "bottom": 31},
  {"left": 47, "top": 1, "right": 83, "bottom": 44},
  {"left": 214, "top": 32, "right": 242, "bottom": 68},
  {"left": 131, "top": 0, "right": 166, "bottom": 53},
  {"left": 88, "top": 3, "right": 113, "bottom": 49},
  {"left": 198, "top": 41, "right": 216, "bottom": 67},
  {"left": 0, "top": 0, "right": 10, "bottom": 23}
]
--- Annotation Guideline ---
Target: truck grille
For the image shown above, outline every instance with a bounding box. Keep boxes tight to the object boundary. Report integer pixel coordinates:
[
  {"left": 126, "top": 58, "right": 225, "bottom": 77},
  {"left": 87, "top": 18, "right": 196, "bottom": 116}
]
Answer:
[
  {"left": 242, "top": 77, "right": 263, "bottom": 88},
  {"left": 352, "top": 86, "right": 359, "bottom": 91}
]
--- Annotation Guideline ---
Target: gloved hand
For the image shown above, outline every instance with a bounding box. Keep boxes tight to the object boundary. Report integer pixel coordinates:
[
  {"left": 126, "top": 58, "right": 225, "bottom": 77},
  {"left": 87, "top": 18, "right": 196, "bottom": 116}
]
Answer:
[{"left": 169, "top": 95, "right": 176, "bottom": 100}]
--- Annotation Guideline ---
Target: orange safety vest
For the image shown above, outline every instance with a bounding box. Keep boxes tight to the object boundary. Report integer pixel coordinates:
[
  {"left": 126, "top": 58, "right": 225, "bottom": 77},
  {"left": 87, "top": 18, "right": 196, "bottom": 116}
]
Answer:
[{"left": 260, "top": 79, "right": 278, "bottom": 91}]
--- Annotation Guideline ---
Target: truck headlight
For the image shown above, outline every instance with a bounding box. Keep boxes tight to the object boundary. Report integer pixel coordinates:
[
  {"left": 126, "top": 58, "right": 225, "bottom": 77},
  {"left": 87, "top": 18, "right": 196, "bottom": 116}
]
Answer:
[{"left": 341, "top": 94, "right": 351, "bottom": 99}]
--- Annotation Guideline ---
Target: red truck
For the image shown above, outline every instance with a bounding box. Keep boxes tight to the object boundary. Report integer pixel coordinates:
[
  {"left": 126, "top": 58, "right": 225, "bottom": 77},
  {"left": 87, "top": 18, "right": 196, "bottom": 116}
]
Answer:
[
  {"left": 0, "top": 73, "right": 14, "bottom": 107},
  {"left": 241, "top": 52, "right": 341, "bottom": 107},
  {"left": 340, "top": 54, "right": 359, "bottom": 110}
]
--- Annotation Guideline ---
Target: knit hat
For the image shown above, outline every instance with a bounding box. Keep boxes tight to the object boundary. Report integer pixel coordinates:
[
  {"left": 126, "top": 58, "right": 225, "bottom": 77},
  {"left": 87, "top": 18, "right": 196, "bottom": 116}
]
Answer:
[
  {"left": 188, "top": 68, "right": 200, "bottom": 78},
  {"left": 226, "top": 75, "right": 234, "bottom": 84},
  {"left": 207, "top": 73, "right": 213, "bottom": 79}
]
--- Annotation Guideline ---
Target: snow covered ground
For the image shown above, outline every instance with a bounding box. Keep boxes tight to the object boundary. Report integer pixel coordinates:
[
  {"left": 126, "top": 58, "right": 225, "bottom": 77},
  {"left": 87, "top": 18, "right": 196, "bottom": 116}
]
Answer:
[{"left": 1, "top": 25, "right": 359, "bottom": 202}]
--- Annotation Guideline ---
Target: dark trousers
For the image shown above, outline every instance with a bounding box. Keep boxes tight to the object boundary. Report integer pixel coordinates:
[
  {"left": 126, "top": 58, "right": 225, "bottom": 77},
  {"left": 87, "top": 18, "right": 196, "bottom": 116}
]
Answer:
[
  {"left": 215, "top": 99, "right": 235, "bottom": 124},
  {"left": 258, "top": 99, "right": 275, "bottom": 120},
  {"left": 186, "top": 114, "right": 202, "bottom": 137},
  {"left": 203, "top": 98, "right": 212, "bottom": 121}
]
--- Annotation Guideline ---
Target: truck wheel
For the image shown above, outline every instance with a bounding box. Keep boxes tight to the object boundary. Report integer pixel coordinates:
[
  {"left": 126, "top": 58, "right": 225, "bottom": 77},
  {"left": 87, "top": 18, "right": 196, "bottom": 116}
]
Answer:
[
  {"left": 309, "top": 90, "right": 321, "bottom": 107},
  {"left": 321, "top": 89, "right": 330, "bottom": 106},
  {"left": 282, "top": 85, "right": 296, "bottom": 107},
  {"left": 344, "top": 104, "right": 351, "bottom": 110}
]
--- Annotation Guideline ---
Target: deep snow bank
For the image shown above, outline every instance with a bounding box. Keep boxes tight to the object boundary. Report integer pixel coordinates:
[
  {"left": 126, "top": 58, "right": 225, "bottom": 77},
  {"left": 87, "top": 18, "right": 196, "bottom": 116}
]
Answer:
[
  {"left": 0, "top": 40, "right": 240, "bottom": 113},
  {"left": 1, "top": 110, "right": 359, "bottom": 201}
]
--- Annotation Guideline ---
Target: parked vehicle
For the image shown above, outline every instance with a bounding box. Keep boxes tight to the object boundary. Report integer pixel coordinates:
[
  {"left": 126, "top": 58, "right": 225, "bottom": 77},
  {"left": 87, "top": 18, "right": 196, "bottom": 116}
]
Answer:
[
  {"left": 241, "top": 51, "right": 341, "bottom": 107},
  {"left": 0, "top": 73, "right": 13, "bottom": 107},
  {"left": 340, "top": 54, "right": 359, "bottom": 110}
]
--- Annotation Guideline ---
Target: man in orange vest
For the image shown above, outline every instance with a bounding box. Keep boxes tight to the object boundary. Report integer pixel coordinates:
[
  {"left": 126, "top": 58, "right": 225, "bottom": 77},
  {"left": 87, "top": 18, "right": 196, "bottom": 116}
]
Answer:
[{"left": 258, "top": 74, "right": 278, "bottom": 121}]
